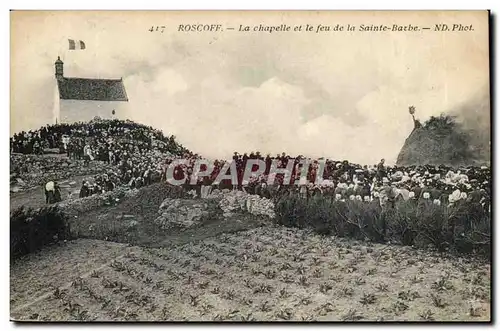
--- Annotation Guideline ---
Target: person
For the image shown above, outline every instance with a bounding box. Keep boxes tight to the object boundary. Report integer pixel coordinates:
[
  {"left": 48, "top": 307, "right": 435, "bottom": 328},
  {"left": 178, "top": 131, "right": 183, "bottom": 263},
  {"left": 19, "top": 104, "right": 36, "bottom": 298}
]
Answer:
[
  {"left": 79, "top": 180, "right": 90, "bottom": 198},
  {"left": 360, "top": 181, "right": 371, "bottom": 198},
  {"left": 311, "top": 185, "right": 323, "bottom": 197},
  {"left": 53, "top": 181, "right": 62, "bottom": 203},
  {"left": 394, "top": 183, "right": 410, "bottom": 202},
  {"left": 258, "top": 182, "right": 271, "bottom": 199},
  {"left": 201, "top": 175, "right": 212, "bottom": 198},
  {"left": 44, "top": 180, "right": 62, "bottom": 204},
  {"left": 83, "top": 143, "right": 93, "bottom": 166},
  {"left": 104, "top": 177, "right": 115, "bottom": 192},
  {"left": 378, "top": 177, "right": 397, "bottom": 209},
  {"left": 33, "top": 140, "right": 42, "bottom": 155},
  {"left": 377, "top": 159, "right": 386, "bottom": 181},
  {"left": 62, "top": 135, "right": 70, "bottom": 154},
  {"left": 44, "top": 181, "right": 55, "bottom": 204}
]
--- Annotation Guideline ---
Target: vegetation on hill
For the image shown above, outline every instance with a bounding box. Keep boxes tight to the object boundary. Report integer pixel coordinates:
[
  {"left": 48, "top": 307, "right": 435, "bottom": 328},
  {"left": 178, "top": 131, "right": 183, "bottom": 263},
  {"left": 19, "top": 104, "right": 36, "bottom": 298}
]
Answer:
[
  {"left": 275, "top": 195, "right": 490, "bottom": 258},
  {"left": 10, "top": 206, "right": 70, "bottom": 261}
]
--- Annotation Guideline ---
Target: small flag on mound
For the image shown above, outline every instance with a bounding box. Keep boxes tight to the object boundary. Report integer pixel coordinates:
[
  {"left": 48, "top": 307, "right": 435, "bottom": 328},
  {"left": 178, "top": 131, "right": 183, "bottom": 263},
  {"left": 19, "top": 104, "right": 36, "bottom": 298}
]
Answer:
[{"left": 68, "top": 39, "right": 86, "bottom": 50}]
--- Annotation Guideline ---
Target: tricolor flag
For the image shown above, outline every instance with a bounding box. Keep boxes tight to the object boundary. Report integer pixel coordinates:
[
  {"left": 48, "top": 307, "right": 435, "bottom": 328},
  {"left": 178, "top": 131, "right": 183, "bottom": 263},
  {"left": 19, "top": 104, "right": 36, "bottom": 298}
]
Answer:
[{"left": 68, "top": 39, "right": 86, "bottom": 50}]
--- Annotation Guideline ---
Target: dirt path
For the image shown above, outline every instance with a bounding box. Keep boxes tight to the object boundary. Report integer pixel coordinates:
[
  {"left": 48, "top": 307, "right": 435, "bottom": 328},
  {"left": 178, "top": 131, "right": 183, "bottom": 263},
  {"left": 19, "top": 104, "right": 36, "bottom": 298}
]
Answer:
[{"left": 10, "top": 175, "right": 96, "bottom": 212}]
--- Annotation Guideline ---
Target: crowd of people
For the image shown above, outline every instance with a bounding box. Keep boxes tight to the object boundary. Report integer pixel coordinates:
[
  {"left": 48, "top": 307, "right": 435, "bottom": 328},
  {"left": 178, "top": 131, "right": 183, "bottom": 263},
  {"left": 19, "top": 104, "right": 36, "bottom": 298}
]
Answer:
[
  {"left": 10, "top": 119, "right": 189, "bottom": 156},
  {"left": 10, "top": 120, "right": 491, "bottom": 212},
  {"left": 10, "top": 119, "right": 191, "bottom": 197},
  {"left": 169, "top": 153, "right": 491, "bottom": 211}
]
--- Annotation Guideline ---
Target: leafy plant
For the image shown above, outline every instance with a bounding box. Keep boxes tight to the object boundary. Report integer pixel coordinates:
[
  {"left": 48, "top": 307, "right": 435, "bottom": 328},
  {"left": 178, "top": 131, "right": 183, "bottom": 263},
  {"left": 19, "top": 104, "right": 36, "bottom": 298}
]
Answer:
[
  {"left": 391, "top": 300, "right": 409, "bottom": 313},
  {"left": 222, "top": 289, "right": 236, "bottom": 301},
  {"left": 301, "top": 314, "right": 316, "bottom": 321},
  {"left": 360, "top": 293, "right": 377, "bottom": 305},
  {"left": 419, "top": 309, "right": 435, "bottom": 321},
  {"left": 253, "top": 283, "right": 273, "bottom": 294},
  {"left": 298, "top": 275, "right": 310, "bottom": 287},
  {"left": 259, "top": 301, "right": 273, "bottom": 312},
  {"left": 279, "top": 287, "right": 290, "bottom": 298},
  {"left": 353, "top": 276, "right": 366, "bottom": 285},
  {"left": 275, "top": 308, "right": 294, "bottom": 320},
  {"left": 430, "top": 293, "right": 447, "bottom": 308},
  {"left": 317, "top": 302, "right": 335, "bottom": 316},
  {"left": 52, "top": 288, "right": 67, "bottom": 300},
  {"left": 339, "top": 286, "right": 354, "bottom": 297},
  {"left": 264, "top": 269, "right": 277, "bottom": 279},
  {"left": 432, "top": 276, "right": 454, "bottom": 292},
  {"left": 239, "top": 313, "right": 256, "bottom": 321},
  {"left": 188, "top": 294, "right": 200, "bottom": 307},
  {"left": 376, "top": 283, "right": 389, "bottom": 292},
  {"left": 341, "top": 309, "right": 363, "bottom": 321},
  {"left": 319, "top": 282, "right": 333, "bottom": 294}
]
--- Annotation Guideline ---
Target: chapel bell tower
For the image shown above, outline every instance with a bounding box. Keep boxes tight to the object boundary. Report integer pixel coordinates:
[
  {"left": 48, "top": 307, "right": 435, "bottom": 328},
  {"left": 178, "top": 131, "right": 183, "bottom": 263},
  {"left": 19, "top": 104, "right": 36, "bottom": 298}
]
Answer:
[{"left": 55, "top": 56, "right": 64, "bottom": 81}]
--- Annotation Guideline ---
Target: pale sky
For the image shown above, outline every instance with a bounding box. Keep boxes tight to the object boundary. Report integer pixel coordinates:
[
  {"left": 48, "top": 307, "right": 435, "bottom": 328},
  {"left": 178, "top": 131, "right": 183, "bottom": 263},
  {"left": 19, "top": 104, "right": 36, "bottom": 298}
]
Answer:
[{"left": 10, "top": 11, "right": 490, "bottom": 164}]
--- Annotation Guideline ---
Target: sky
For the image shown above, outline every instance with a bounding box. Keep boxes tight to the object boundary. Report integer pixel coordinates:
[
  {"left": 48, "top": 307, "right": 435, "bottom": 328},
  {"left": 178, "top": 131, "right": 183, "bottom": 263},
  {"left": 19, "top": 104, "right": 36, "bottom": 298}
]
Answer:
[{"left": 10, "top": 11, "right": 490, "bottom": 164}]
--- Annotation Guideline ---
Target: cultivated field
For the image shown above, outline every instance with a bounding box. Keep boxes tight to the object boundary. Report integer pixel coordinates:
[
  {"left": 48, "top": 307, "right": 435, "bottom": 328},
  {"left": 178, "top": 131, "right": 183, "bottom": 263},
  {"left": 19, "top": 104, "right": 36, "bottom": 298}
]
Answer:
[{"left": 10, "top": 225, "right": 491, "bottom": 322}]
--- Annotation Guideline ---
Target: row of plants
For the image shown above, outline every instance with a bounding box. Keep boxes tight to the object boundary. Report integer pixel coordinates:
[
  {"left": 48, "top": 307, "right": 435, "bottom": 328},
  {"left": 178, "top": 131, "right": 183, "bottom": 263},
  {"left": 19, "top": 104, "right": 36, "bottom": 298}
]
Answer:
[{"left": 274, "top": 195, "right": 490, "bottom": 258}]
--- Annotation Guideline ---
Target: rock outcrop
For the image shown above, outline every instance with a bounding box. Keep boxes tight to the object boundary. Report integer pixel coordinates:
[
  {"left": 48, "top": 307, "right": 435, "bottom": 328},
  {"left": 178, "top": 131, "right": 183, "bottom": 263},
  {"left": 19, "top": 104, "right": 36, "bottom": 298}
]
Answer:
[
  {"left": 207, "top": 189, "right": 275, "bottom": 218},
  {"left": 154, "top": 198, "right": 214, "bottom": 229},
  {"left": 154, "top": 190, "right": 276, "bottom": 230}
]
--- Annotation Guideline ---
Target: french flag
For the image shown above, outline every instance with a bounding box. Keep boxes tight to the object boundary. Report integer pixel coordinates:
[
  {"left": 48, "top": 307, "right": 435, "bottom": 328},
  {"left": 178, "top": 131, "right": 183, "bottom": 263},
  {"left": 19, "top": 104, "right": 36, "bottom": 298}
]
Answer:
[{"left": 68, "top": 39, "right": 86, "bottom": 50}]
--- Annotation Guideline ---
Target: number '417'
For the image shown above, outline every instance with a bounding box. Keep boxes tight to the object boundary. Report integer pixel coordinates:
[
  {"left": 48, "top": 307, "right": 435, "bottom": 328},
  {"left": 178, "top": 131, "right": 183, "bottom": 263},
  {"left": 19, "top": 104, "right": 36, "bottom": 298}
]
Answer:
[{"left": 149, "top": 26, "right": 166, "bottom": 33}]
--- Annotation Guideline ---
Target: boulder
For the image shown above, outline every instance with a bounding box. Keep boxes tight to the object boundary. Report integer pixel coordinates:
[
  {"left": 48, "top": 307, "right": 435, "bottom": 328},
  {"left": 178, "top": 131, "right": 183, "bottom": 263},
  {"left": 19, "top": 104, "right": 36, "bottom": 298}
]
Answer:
[
  {"left": 155, "top": 190, "right": 276, "bottom": 230},
  {"left": 155, "top": 200, "right": 211, "bottom": 229},
  {"left": 214, "top": 190, "right": 275, "bottom": 219}
]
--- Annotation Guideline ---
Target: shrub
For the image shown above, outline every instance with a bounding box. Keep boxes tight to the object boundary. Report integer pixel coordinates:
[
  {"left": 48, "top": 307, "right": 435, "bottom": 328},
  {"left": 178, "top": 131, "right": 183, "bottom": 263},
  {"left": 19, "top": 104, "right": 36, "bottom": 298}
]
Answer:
[
  {"left": 275, "top": 195, "right": 490, "bottom": 257},
  {"left": 10, "top": 206, "right": 70, "bottom": 261},
  {"left": 449, "top": 201, "right": 491, "bottom": 256}
]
